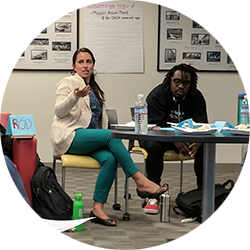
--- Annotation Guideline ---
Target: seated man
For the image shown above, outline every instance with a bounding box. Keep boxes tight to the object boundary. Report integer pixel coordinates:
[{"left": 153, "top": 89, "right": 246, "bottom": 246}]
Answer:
[
  {"left": 3, "top": 155, "right": 30, "bottom": 207},
  {"left": 139, "top": 63, "right": 208, "bottom": 214}
]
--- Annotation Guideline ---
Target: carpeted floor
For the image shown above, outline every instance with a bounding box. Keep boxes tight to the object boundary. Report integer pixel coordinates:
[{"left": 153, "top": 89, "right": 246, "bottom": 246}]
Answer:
[{"left": 49, "top": 161, "right": 242, "bottom": 249}]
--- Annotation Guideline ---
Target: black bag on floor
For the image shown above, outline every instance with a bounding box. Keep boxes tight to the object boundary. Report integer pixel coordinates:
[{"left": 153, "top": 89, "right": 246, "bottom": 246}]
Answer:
[
  {"left": 31, "top": 164, "right": 73, "bottom": 220},
  {"left": 173, "top": 180, "right": 234, "bottom": 223}
]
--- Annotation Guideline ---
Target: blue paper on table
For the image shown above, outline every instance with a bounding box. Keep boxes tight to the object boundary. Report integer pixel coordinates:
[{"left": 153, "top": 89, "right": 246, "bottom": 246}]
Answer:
[
  {"left": 159, "top": 127, "right": 175, "bottom": 131},
  {"left": 6, "top": 115, "right": 36, "bottom": 138},
  {"left": 174, "top": 119, "right": 235, "bottom": 133},
  {"left": 173, "top": 118, "right": 194, "bottom": 134},
  {"left": 159, "top": 120, "right": 191, "bottom": 131},
  {"left": 176, "top": 118, "right": 194, "bottom": 128},
  {"left": 214, "top": 121, "right": 235, "bottom": 133}
]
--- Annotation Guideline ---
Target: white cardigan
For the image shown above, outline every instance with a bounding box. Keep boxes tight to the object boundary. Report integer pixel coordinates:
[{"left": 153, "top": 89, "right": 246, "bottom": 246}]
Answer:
[{"left": 50, "top": 73, "right": 108, "bottom": 157}]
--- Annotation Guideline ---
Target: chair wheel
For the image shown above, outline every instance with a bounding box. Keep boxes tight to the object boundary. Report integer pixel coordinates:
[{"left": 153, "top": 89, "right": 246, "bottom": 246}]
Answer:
[
  {"left": 113, "top": 203, "right": 121, "bottom": 210},
  {"left": 123, "top": 213, "right": 130, "bottom": 221},
  {"left": 123, "top": 193, "right": 131, "bottom": 199}
]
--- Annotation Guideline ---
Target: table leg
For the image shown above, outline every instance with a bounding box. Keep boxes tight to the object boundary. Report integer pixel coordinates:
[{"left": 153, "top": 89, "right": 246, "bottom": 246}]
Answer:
[{"left": 202, "top": 143, "right": 216, "bottom": 222}]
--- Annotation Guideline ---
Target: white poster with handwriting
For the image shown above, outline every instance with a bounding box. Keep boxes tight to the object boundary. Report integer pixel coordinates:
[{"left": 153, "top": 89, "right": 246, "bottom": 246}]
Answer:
[{"left": 85, "top": 1, "right": 144, "bottom": 73}]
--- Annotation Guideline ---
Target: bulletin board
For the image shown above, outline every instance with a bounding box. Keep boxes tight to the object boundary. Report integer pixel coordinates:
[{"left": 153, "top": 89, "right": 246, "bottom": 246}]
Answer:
[
  {"left": 157, "top": 6, "right": 237, "bottom": 72},
  {"left": 14, "top": 10, "right": 79, "bottom": 71}
]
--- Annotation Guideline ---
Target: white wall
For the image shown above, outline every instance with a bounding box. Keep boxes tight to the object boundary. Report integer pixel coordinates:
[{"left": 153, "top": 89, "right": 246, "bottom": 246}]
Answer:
[{"left": 1, "top": 2, "right": 246, "bottom": 163}]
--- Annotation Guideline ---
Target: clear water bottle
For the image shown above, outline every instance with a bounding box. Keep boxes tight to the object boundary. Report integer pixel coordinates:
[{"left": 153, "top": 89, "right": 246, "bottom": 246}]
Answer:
[
  {"left": 241, "top": 95, "right": 249, "bottom": 125},
  {"left": 73, "top": 191, "right": 84, "bottom": 231},
  {"left": 135, "top": 94, "right": 148, "bottom": 134}
]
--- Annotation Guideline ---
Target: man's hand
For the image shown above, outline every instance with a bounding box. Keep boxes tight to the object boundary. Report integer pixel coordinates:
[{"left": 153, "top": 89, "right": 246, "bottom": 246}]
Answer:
[
  {"left": 188, "top": 143, "right": 202, "bottom": 157},
  {"left": 174, "top": 142, "right": 202, "bottom": 157},
  {"left": 174, "top": 142, "right": 190, "bottom": 156}
]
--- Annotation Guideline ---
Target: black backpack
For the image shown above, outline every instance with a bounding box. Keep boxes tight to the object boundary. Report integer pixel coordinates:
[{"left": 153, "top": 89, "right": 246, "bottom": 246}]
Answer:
[
  {"left": 173, "top": 180, "right": 234, "bottom": 223},
  {"left": 0, "top": 124, "right": 13, "bottom": 160},
  {"left": 31, "top": 163, "right": 73, "bottom": 220}
]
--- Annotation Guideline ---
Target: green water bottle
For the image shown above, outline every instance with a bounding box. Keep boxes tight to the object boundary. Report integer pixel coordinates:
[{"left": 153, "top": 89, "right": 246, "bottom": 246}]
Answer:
[{"left": 73, "top": 191, "right": 84, "bottom": 231}]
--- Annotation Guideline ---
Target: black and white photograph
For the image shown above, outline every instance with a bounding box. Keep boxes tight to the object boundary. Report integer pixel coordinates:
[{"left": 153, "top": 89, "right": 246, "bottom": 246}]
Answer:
[
  {"left": 166, "top": 11, "right": 180, "bottom": 20},
  {"left": 40, "top": 28, "right": 47, "bottom": 34},
  {"left": 207, "top": 51, "right": 221, "bottom": 62},
  {"left": 14, "top": 10, "right": 78, "bottom": 70},
  {"left": 167, "top": 29, "right": 182, "bottom": 40},
  {"left": 55, "top": 22, "right": 72, "bottom": 33},
  {"left": 216, "top": 40, "right": 221, "bottom": 45},
  {"left": 183, "top": 52, "right": 201, "bottom": 60},
  {"left": 192, "top": 21, "right": 204, "bottom": 29},
  {"left": 52, "top": 42, "right": 71, "bottom": 51},
  {"left": 31, "top": 50, "right": 48, "bottom": 60},
  {"left": 191, "top": 34, "right": 210, "bottom": 45},
  {"left": 30, "top": 38, "right": 49, "bottom": 46},
  {"left": 165, "top": 48, "right": 176, "bottom": 62},
  {"left": 227, "top": 54, "right": 234, "bottom": 64}
]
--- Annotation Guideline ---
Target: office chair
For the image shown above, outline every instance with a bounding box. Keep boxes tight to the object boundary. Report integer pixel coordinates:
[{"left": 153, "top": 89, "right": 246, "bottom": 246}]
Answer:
[{"left": 52, "top": 109, "right": 128, "bottom": 218}]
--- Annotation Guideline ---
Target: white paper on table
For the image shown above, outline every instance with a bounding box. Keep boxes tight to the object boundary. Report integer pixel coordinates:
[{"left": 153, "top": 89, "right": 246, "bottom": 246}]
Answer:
[{"left": 43, "top": 217, "right": 95, "bottom": 232}]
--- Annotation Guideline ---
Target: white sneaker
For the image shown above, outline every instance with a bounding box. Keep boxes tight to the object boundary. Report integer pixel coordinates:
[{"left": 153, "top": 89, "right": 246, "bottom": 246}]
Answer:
[{"left": 143, "top": 198, "right": 159, "bottom": 214}]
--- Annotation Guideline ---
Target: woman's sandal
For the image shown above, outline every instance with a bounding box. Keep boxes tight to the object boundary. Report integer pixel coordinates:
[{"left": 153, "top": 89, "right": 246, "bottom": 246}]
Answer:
[
  {"left": 136, "top": 183, "right": 169, "bottom": 199},
  {"left": 90, "top": 211, "right": 117, "bottom": 227}
]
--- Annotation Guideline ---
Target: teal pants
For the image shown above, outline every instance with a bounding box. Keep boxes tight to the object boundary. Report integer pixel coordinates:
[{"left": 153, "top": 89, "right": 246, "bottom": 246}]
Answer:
[{"left": 67, "top": 129, "right": 140, "bottom": 203}]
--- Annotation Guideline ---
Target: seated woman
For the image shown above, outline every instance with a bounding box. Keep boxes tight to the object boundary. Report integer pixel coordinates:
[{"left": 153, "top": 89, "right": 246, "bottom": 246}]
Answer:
[{"left": 50, "top": 47, "right": 168, "bottom": 226}]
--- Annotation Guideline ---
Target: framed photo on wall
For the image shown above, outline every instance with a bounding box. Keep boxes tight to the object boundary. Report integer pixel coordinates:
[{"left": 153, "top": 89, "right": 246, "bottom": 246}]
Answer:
[
  {"left": 157, "top": 6, "right": 237, "bottom": 72},
  {"left": 14, "top": 10, "right": 79, "bottom": 71}
]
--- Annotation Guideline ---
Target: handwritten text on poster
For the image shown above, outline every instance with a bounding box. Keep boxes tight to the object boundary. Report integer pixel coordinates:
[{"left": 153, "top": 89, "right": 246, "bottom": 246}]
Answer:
[{"left": 85, "top": 2, "right": 144, "bottom": 73}]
